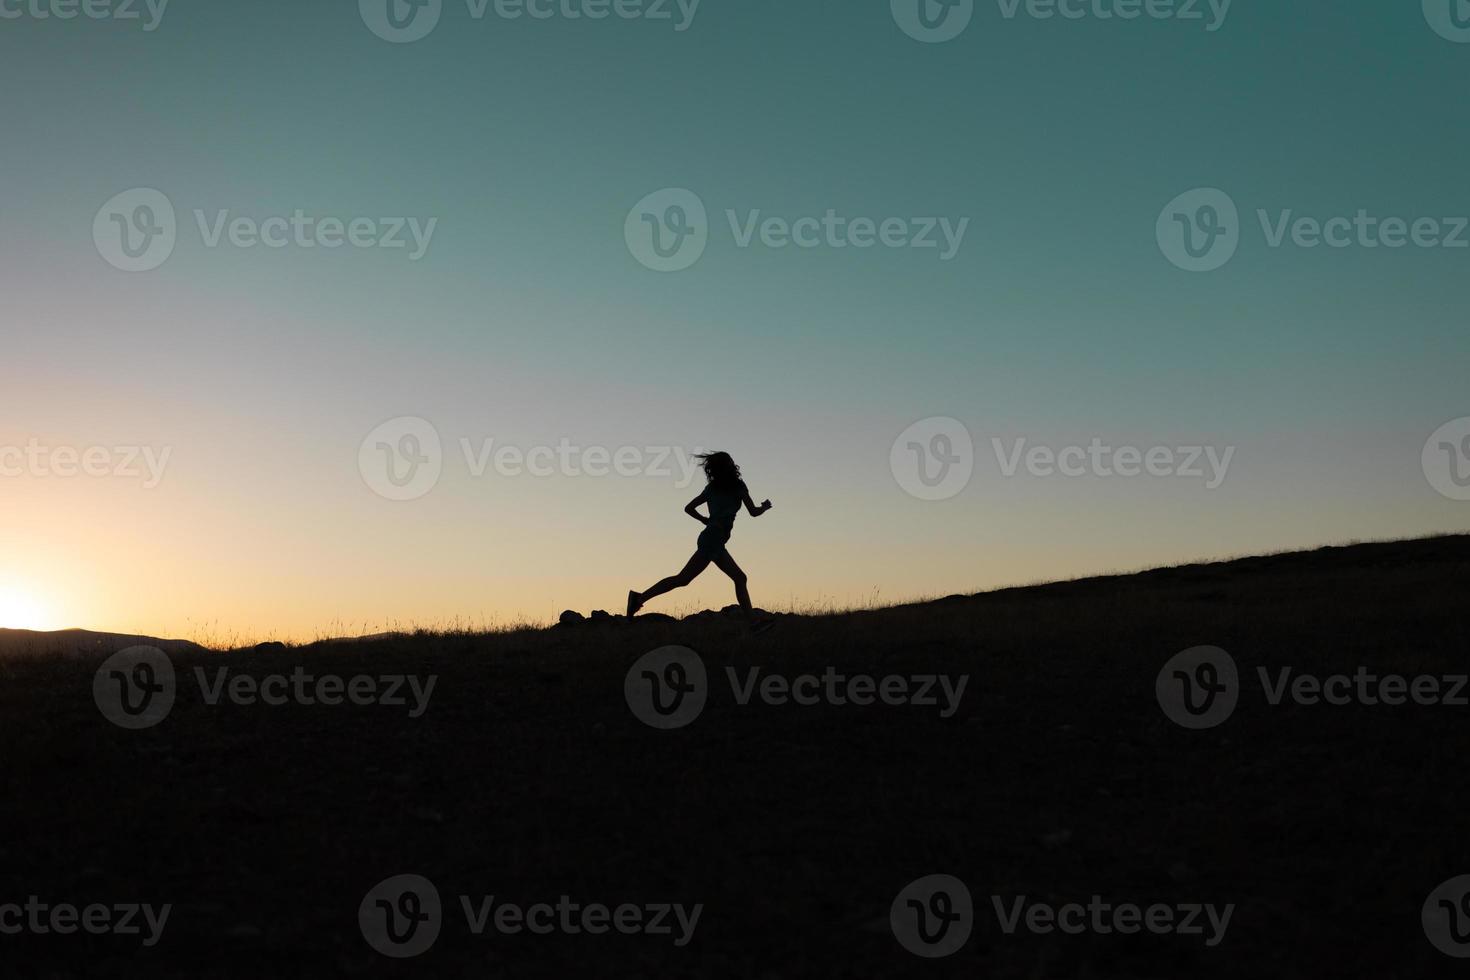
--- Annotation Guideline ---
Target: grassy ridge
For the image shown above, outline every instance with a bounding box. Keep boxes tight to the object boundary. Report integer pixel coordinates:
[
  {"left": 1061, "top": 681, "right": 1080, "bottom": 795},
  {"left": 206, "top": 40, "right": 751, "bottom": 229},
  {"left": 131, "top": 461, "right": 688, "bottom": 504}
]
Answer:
[{"left": 0, "top": 534, "right": 1466, "bottom": 977}]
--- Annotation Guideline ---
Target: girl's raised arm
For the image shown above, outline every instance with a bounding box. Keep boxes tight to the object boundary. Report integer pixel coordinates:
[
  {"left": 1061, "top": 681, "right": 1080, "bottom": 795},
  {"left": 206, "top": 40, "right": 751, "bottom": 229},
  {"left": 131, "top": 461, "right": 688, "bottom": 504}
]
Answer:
[{"left": 743, "top": 491, "right": 772, "bottom": 516}]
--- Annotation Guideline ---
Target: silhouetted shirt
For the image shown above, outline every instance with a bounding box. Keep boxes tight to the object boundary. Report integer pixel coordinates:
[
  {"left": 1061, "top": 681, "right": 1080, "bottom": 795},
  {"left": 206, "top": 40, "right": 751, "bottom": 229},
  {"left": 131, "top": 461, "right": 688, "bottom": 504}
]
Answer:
[{"left": 706, "top": 481, "right": 746, "bottom": 532}]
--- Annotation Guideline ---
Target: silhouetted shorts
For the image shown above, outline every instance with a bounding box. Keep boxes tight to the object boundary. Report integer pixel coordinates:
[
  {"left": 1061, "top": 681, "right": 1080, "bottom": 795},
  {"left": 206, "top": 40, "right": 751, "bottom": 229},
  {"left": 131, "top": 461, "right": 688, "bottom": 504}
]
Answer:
[{"left": 697, "top": 525, "right": 732, "bottom": 560}]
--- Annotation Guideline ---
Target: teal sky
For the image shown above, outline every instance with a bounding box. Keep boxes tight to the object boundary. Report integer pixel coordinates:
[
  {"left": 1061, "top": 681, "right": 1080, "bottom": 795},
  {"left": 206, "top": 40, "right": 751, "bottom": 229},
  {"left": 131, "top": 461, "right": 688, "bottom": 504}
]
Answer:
[{"left": 1, "top": 0, "right": 1466, "bottom": 638}]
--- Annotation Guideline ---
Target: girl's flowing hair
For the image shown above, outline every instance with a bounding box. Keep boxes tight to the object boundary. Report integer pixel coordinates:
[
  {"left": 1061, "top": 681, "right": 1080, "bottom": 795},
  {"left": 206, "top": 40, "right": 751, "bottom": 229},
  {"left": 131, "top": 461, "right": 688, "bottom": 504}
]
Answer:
[{"left": 694, "top": 451, "right": 742, "bottom": 492}]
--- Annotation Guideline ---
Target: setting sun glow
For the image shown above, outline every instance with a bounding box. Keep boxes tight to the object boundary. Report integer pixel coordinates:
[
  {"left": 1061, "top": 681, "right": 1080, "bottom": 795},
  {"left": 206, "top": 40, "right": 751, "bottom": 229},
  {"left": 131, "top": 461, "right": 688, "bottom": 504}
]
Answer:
[{"left": 0, "top": 587, "right": 55, "bottom": 632}]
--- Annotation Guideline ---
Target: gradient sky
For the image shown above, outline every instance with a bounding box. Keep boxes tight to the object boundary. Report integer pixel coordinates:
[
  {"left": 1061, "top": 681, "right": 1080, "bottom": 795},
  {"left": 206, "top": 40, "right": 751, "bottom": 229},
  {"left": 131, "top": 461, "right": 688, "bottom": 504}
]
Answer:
[{"left": 1, "top": 0, "right": 1466, "bottom": 640}]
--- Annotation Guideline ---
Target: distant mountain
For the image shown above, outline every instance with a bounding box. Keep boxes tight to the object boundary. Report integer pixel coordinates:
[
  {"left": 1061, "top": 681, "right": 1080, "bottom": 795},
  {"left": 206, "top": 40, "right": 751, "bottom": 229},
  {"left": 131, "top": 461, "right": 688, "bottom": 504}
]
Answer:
[{"left": 0, "top": 627, "right": 206, "bottom": 660}]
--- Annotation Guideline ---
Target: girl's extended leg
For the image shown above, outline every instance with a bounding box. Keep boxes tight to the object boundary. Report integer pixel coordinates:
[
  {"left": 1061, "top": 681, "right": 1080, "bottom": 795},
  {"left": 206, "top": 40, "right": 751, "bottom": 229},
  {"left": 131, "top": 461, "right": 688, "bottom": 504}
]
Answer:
[
  {"left": 711, "top": 550, "right": 752, "bottom": 615},
  {"left": 630, "top": 552, "right": 710, "bottom": 615}
]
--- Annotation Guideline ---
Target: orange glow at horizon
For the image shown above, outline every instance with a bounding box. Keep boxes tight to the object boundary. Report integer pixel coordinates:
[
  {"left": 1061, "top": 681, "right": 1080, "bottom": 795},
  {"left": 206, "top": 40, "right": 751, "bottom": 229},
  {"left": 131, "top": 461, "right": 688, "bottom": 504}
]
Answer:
[{"left": 0, "top": 583, "right": 58, "bottom": 633}]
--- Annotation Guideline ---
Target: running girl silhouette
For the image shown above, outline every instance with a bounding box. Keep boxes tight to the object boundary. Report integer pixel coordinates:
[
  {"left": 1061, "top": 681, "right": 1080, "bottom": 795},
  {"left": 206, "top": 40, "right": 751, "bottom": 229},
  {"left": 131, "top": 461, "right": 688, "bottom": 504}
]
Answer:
[{"left": 627, "top": 451, "right": 772, "bottom": 622}]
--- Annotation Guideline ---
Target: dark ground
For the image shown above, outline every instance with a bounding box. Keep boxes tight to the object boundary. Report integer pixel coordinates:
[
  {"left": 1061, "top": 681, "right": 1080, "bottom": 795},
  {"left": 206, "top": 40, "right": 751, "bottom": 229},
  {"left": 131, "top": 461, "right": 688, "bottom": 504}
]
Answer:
[{"left": 2, "top": 534, "right": 1467, "bottom": 978}]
